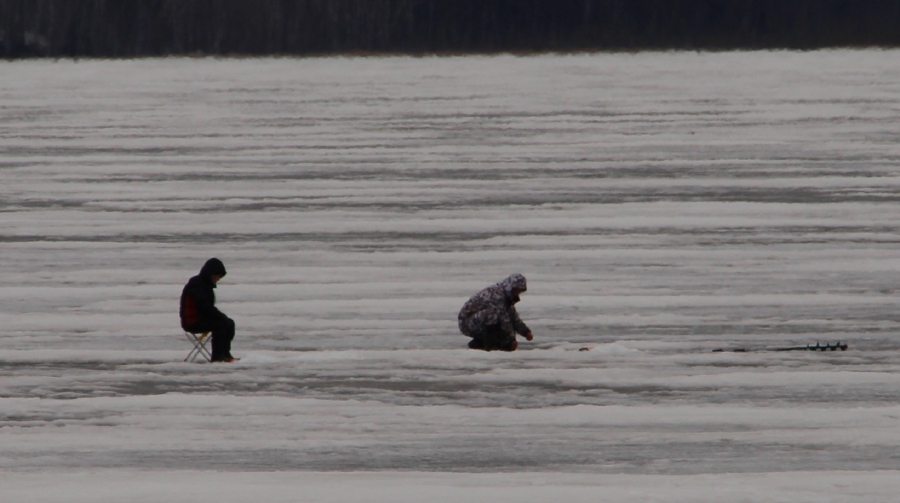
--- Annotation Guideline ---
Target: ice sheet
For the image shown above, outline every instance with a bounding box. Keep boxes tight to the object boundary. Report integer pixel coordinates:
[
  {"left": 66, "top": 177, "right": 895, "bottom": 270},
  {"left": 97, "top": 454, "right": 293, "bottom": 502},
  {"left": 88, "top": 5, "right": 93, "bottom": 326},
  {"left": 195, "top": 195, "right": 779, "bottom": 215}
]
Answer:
[{"left": 2, "top": 50, "right": 900, "bottom": 499}]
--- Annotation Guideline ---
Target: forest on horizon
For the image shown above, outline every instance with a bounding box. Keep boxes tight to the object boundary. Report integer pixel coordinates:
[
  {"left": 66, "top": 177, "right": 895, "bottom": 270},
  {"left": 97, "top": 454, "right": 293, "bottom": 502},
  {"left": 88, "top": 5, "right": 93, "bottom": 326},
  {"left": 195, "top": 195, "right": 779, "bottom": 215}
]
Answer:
[{"left": 2, "top": 0, "right": 900, "bottom": 58}]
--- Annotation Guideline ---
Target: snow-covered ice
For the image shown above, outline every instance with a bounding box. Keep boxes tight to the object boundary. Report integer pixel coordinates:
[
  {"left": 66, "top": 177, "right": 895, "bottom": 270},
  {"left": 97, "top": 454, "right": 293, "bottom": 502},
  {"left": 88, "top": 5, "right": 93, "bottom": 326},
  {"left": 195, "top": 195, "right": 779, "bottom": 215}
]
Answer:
[{"left": 2, "top": 50, "right": 900, "bottom": 501}]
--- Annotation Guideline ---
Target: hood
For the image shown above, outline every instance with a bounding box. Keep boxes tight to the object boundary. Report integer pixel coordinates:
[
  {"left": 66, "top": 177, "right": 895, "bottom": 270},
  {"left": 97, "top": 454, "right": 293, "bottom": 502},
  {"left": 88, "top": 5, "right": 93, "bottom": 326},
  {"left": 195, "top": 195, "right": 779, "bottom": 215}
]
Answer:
[
  {"left": 199, "top": 258, "right": 227, "bottom": 280},
  {"left": 499, "top": 273, "right": 527, "bottom": 301}
]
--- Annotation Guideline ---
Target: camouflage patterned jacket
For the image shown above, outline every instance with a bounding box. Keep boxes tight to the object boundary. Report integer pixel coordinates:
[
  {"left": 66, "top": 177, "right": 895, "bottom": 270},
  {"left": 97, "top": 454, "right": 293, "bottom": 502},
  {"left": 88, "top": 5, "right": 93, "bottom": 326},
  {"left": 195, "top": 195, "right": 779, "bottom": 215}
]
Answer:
[{"left": 458, "top": 273, "right": 530, "bottom": 338}]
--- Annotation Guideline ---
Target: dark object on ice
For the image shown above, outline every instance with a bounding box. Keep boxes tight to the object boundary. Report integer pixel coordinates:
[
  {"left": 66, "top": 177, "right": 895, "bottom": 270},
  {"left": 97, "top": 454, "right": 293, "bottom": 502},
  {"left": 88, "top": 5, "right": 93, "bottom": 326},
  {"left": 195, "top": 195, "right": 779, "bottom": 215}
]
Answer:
[
  {"left": 771, "top": 341, "right": 849, "bottom": 352},
  {"left": 180, "top": 258, "right": 237, "bottom": 363},
  {"left": 459, "top": 274, "right": 533, "bottom": 352},
  {"left": 579, "top": 347, "right": 591, "bottom": 352},
  {"left": 713, "top": 341, "right": 848, "bottom": 353}
]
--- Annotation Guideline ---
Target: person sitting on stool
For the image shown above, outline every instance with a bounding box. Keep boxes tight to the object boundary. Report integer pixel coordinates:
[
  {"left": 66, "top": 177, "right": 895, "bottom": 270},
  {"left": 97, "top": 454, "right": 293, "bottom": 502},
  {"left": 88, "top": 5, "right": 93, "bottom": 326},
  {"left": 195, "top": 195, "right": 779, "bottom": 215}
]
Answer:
[{"left": 180, "top": 258, "right": 237, "bottom": 363}]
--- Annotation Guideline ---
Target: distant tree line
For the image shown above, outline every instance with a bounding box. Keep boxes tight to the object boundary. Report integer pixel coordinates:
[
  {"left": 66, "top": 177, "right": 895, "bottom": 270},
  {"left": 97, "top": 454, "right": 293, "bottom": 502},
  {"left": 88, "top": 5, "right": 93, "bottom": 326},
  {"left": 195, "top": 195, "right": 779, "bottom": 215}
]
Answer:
[{"left": 2, "top": 0, "right": 899, "bottom": 58}]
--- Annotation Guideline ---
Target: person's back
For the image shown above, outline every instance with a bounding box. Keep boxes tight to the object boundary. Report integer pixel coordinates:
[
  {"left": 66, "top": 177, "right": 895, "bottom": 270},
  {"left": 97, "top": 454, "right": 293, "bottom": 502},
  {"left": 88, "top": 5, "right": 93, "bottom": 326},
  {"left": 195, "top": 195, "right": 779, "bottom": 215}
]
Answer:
[
  {"left": 180, "top": 258, "right": 237, "bottom": 362},
  {"left": 458, "top": 273, "right": 534, "bottom": 351}
]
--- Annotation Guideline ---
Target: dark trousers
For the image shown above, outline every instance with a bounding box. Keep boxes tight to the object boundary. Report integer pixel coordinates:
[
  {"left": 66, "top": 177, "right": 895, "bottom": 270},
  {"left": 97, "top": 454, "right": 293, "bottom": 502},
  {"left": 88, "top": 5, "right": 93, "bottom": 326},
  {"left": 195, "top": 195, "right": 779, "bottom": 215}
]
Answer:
[
  {"left": 184, "top": 317, "right": 235, "bottom": 361},
  {"left": 469, "top": 324, "right": 516, "bottom": 351},
  {"left": 460, "top": 307, "right": 516, "bottom": 351}
]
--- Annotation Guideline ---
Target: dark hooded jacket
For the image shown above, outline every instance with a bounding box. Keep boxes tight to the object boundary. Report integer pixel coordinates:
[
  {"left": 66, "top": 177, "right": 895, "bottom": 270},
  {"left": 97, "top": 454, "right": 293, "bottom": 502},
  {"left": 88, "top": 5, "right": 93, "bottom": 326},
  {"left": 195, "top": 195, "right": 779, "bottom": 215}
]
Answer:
[{"left": 180, "top": 258, "right": 229, "bottom": 329}]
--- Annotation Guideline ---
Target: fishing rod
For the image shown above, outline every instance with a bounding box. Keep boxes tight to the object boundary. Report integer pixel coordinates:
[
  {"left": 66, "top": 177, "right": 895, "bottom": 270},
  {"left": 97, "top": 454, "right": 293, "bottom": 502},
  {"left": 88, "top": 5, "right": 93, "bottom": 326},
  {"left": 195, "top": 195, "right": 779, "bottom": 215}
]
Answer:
[{"left": 713, "top": 341, "right": 848, "bottom": 353}]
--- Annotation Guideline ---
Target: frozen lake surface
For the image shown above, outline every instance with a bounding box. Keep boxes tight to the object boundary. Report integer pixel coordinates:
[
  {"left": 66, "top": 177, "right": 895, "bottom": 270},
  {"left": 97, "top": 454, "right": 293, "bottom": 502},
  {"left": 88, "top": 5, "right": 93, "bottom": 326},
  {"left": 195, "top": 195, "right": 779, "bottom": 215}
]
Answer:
[{"left": 2, "top": 50, "right": 900, "bottom": 501}]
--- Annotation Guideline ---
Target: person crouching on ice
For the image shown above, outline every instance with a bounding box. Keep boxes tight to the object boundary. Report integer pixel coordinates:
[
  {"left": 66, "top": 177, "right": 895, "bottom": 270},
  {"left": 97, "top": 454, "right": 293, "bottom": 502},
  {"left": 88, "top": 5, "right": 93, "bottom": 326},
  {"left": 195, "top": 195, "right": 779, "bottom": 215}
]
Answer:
[
  {"left": 180, "top": 258, "right": 238, "bottom": 363},
  {"left": 458, "top": 273, "right": 534, "bottom": 351}
]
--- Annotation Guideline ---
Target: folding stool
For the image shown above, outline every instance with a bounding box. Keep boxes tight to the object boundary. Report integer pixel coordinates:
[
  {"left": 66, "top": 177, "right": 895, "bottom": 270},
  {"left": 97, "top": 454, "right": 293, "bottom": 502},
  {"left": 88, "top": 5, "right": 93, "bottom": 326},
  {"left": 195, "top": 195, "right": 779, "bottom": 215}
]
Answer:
[{"left": 184, "top": 331, "right": 212, "bottom": 362}]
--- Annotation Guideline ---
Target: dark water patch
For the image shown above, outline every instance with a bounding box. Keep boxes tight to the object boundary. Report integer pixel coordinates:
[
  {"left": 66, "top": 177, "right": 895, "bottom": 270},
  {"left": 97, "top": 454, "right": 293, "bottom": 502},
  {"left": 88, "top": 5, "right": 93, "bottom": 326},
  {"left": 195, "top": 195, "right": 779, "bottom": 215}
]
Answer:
[
  {"left": 41, "top": 186, "right": 900, "bottom": 213},
  {"left": 8, "top": 366, "right": 900, "bottom": 409},
  {"left": 8, "top": 441, "right": 900, "bottom": 474},
  {"left": 0, "top": 361, "right": 124, "bottom": 373},
  {"left": 0, "top": 199, "right": 87, "bottom": 211}
]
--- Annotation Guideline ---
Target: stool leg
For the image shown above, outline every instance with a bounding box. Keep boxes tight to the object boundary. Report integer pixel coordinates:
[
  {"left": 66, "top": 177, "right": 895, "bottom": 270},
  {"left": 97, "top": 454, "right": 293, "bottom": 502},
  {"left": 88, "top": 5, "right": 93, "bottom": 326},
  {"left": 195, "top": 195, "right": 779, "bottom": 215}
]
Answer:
[
  {"left": 184, "top": 332, "right": 212, "bottom": 362},
  {"left": 197, "top": 333, "right": 212, "bottom": 362}
]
